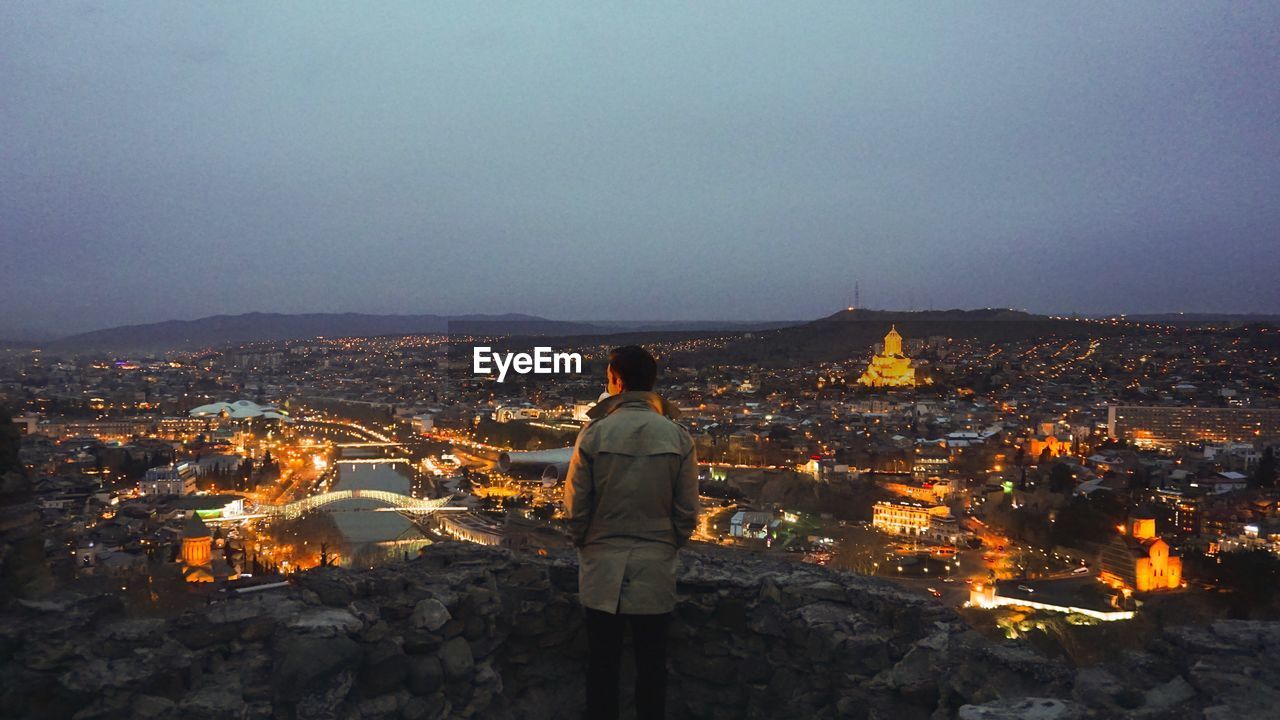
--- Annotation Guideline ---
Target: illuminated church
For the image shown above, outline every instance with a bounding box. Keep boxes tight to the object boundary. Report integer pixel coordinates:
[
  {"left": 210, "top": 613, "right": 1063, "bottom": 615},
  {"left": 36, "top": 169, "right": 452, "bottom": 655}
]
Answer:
[
  {"left": 178, "top": 512, "right": 232, "bottom": 584},
  {"left": 858, "top": 326, "right": 922, "bottom": 388},
  {"left": 1098, "top": 514, "right": 1182, "bottom": 593}
]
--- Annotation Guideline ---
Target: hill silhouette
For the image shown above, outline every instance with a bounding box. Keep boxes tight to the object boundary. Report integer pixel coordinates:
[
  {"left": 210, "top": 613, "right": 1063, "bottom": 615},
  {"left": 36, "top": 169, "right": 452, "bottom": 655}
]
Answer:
[
  {"left": 699, "top": 308, "right": 1153, "bottom": 364},
  {"left": 43, "top": 312, "right": 799, "bottom": 352}
]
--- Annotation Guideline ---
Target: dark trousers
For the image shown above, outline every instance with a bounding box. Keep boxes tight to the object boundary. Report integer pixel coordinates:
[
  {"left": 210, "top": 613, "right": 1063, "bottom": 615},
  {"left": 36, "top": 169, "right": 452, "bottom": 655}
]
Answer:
[{"left": 584, "top": 608, "right": 670, "bottom": 720}]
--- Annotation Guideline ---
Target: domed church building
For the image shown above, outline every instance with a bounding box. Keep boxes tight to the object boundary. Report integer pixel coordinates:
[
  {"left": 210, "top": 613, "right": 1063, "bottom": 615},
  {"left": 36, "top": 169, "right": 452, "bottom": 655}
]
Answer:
[{"left": 858, "top": 326, "right": 922, "bottom": 388}]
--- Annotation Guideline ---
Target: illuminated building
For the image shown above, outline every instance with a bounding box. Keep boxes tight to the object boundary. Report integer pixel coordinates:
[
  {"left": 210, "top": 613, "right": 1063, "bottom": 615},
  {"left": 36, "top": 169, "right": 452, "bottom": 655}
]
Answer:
[
  {"left": 1151, "top": 488, "right": 1202, "bottom": 538},
  {"left": 858, "top": 326, "right": 924, "bottom": 388},
  {"left": 43, "top": 417, "right": 149, "bottom": 440},
  {"left": 411, "top": 413, "right": 435, "bottom": 433},
  {"left": 189, "top": 399, "right": 294, "bottom": 423},
  {"left": 1098, "top": 514, "right": 1182, "bottom": 592},
  {"left": 179, "top": 513, "right": 216, "bottom": 583},
  {"left": 878, "top": 476, "right": 952, "bottom": 503},
  {"left": 803, "top": 456, "right": 851, "bottom": 481},
  {"left": 729, "top": 511, "right": 778, "bottom": 539},
  {"left": 1025, "top": 434, "right": 1069, "bottom": 460},
  {"left": 438, "top": 512, "right": 503, "bottom": 546},
  {"left": 11, "top": 414, "right": 38, "bottom": 435},
  {"left": 138, "top": 462, "right": 197, "bottom": 496},
  {"left": 1107, "top": 405, "right": 1280, "bottom": 449},
  {"left": 872, "top": 500, "right": 953, "bottom": 537},
  {"left": 493, "top": 405, "right": 541, "bottom": 423},
  {"left": 912, "top": 449, "right": 949, "bottom": 479},
  {"left": 155, "top": 416, "right": 215, "bottom": 438}
]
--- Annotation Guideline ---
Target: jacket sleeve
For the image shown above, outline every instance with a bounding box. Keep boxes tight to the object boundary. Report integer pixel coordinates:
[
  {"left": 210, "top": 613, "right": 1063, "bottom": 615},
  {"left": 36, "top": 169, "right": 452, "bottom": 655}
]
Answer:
[
  {"left": 672, "top": 441, "right": 699, "bottom": 547},
  {"left": 563, "top": 430, "right": 594, "bottom": 547}
]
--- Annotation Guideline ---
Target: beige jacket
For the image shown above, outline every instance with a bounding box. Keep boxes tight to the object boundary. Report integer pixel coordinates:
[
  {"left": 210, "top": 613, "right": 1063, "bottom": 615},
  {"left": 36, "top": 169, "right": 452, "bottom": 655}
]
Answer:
[{"left": 564, "top": 391, "right": 699, "bottom": 614}]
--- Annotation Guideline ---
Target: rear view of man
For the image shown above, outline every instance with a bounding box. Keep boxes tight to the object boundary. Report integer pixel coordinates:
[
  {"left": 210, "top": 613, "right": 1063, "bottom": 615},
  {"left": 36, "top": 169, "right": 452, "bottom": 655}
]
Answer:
[{"left": 564, "top": 345, "right": 699, "bottom": 720}]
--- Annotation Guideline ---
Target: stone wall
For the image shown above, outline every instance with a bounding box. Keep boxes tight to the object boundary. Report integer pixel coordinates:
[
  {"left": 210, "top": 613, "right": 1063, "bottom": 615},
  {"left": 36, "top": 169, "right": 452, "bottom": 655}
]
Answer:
[{"left": 1, "top": 542, "right": 1277, "bottom": 719}]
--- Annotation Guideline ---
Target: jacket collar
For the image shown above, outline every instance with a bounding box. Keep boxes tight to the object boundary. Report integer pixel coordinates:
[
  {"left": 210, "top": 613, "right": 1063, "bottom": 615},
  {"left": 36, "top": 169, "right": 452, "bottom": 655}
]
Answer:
[{"left": 586, "top": 391, "right": 681, "bottom": 421}]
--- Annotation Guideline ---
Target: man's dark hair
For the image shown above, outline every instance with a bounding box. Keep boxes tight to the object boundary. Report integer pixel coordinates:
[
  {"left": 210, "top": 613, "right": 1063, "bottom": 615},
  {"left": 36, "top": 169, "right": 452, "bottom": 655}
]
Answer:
[{"left": 608, "top": 346, "right": 657, "bottom": 391}]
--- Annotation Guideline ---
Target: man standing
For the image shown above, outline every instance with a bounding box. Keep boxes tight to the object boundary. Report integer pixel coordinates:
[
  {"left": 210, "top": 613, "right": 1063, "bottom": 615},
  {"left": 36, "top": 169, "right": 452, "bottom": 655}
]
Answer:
[{"left": 564, "top": 346, "right": 699, "bottom": 720}]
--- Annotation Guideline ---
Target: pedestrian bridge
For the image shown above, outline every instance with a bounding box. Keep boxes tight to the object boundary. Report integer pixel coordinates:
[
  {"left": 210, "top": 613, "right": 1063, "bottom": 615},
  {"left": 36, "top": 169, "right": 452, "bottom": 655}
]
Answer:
[{"left": 260, "top": 490, "right": 459, "bottom": 520}]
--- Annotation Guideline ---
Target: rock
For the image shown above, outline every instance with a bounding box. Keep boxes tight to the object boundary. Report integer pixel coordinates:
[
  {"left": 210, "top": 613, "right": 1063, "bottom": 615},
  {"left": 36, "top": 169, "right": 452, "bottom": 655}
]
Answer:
[
  {"left": 180, "top": 676, "right": 245, "bottom": 720},
  {"left": 361, "top": 638, "right": 408, "bottom": 696},
  {"left": 441, "top": 617, "right": 465, "bottom": 639},
  {"left": 796, "top": 600, "right": 858, "bottom": 626},
  {"left": 349, "top": 599, "right": 381, "bottom": 626},
  {"left": 407, "top": 656, "right": 444, "bottom": 695},
  {"left": 24, "top": 639, "right": 77, "bottom": 670},
  {"left": 288, "top": 607, "right": 363, "bottom": 636},
  {"left": 740, "top": 654, "right": 773, "bottom": 684},
  {"left": 401, "top": 693, "right": 448, "bottom": 720},
  {"left": 1070, "top": 667, "right": 1126, "bottom": 709},
  {"left": 296, "top": 668, "right": 355, "bottom": 720},
  {"left": 1208, "top": 619, "right": 1280, "bottom": 652},
  {"left": 412, "top": 598, "right": 451, "bottom": 632},
  {"left": 362, "top": 620, "right": 391, "bottom": 643},
  {"left": 795, "top": 580, "right": 850, "bottom": 603},
  {"left": 674, "top": 653, "right": 737, "bottom": 685},
  {"left": 438, "top": 637, "right": 474, "bottom": 679},
  {"left": 402, "top": 628, "right": 444, "bottom": 654},
  {"left": 958, "top": 697, "right": 1084, "bottom": 720},
  {"left": 272, "top": 634, "right": 362, "bottom": 703},
  {"left": 1142, "top": 675, "right": 1196, "bottom": 711},
  {"left": 10, "top": 543, "right": 1280, "bottom": 720},
  {"left": 463, "top": 612, "right": 486, "bottom": 640},
  {"left": 58, "top": 641, "right": 191, "bottom": 696},
  {"left": 296, "top": 568, "right": 360, "bottom": 606},
  {"left": 130, "top": 695, "right": 176, "bottom": 719},
  {"left": 357, "top": 691, "right": 403, "bottom": 717}
]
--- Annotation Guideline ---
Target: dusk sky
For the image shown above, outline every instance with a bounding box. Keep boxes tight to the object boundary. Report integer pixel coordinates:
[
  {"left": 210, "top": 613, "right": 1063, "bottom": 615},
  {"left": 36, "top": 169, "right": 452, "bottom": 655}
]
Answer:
[{"left": 2, "top": 3, "right": 1278, "bottom": 338}]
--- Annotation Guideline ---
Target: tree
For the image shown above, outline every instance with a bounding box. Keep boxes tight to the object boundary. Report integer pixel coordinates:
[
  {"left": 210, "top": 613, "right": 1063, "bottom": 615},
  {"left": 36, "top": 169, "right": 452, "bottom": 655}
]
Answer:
[
  {"left": 223, "top": 535, "right": 238, "bottom": 568},
  {"left": 1210, "top": 550, "right": 1280, "bottom": 610},
  {"left": 237, "top": 459, "right": 254, "bottom": 491},
  {"left": 258, "top": 452, "right": 281, "bottom": 486},
  {"left": 0, "top": 411, "right": 21, "bottom": 476},
  {"left": 1050, "top": 493, "right": 1125, "bottom": 548},
  {"left": 1128, "top": 465, "right": 1151, "bottom": 491},
  {"left": 1048, "top": 463, "right": 1075, "bottom": 494},
  {"left": 1252, "top": 447, "right": 1276, "bottom": 489}
]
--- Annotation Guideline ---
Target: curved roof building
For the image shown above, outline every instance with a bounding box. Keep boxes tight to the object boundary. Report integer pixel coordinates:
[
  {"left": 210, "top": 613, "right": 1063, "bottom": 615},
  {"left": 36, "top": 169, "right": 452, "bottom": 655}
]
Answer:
[{"left": 189, "top": 400, "right": 293, "bottom": 422}]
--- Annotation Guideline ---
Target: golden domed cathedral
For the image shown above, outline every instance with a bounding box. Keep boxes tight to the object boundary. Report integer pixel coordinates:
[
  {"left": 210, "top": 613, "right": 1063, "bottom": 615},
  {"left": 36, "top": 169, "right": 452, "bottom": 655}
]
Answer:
[{"left": 858, "top": 326, "right": 922, "bottom": 388}]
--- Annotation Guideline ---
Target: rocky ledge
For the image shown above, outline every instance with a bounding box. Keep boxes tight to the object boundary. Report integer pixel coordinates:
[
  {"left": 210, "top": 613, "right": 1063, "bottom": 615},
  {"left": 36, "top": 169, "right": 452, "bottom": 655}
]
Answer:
[{"left": 1, "top": 542, "right": 1277, "bottom": 719}]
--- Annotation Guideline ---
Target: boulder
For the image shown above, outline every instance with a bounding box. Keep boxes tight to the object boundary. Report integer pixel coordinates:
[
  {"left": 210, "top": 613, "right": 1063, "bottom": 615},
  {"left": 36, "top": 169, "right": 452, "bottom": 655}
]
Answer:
[
  {"left": 272, "top": 634, "right": 362, "bottom": 703},
  {"left": 438, "top": 636, "right": 474, "bottom": 679},
  {"left": 412, "top": 598, "right": 451, "bottom": 632}
]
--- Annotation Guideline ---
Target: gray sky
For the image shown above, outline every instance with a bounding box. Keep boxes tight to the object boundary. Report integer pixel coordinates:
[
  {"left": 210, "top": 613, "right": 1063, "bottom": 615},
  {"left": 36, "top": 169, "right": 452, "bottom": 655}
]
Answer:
[{"left": 2, "top": 2, "right": 1278, "bottom": 338}]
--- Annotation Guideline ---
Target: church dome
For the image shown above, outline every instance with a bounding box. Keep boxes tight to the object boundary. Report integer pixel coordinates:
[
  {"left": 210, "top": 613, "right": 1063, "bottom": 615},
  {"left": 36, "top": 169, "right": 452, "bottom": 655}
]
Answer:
[{"left": 183, "top": 513, "right": 211, "bottom": 539}]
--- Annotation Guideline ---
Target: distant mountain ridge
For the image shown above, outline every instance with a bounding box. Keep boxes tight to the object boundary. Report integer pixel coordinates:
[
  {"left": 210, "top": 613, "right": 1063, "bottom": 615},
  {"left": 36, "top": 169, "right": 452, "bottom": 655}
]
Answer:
[
  {"left": 43, "top": 312, "right": 799, "bottom": 352},
  {"left": 1113, "top": 313, "right": 1280, "bottom": 324},
  {"left": 697, "top": 307, "right": 1158, "bottom": 364},
  {"left": 36, "top": 308, "right": 1266, "bottom": 354}
]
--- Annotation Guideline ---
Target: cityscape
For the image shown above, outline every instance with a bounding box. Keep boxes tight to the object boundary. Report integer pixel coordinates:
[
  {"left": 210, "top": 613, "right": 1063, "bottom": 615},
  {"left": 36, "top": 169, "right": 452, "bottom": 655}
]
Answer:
[
  {"left": 3, "top": 3, "right": 1279, "bottom": 719},
  {"left": 3, "top": 311, "right": 1279, "bottom": 717}
]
